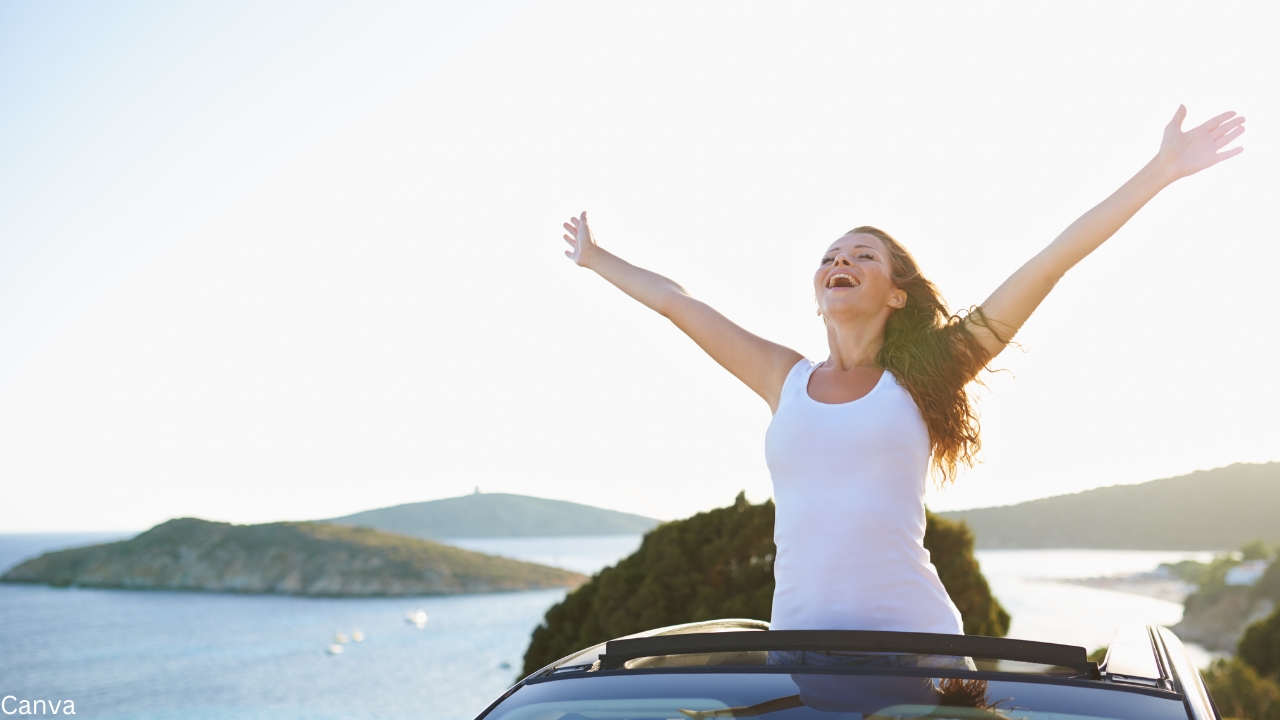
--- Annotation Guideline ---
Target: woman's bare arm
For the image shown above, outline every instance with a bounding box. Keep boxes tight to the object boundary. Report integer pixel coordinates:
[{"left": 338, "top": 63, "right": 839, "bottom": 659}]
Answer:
[
  {"left": 970, "top": 106, "right": 1246, "bottom": 358},
  {"left": 563, "top": 212, "right": 802, "bottom": 412}
]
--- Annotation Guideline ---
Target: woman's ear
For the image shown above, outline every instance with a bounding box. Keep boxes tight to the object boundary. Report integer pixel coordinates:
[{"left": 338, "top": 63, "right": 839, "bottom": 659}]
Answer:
[{"left": 889, "top": 290, "right": 907, "bottom": 308}]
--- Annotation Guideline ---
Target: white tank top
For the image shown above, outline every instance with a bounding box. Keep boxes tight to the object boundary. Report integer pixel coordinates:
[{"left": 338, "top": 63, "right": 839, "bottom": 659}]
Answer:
[{"left": 764, "top": 358, "right": 964, "bottom": 634}]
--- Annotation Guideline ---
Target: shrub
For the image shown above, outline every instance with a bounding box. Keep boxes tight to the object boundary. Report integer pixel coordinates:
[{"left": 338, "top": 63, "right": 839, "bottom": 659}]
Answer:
[
  {"left": 1242, "top": 540, "right": 1273, "bottom": 562},
  {"left": 1160, "top": 559, "right": 1210, "bottom": 585},
  {"left": 1203, "top": 657, "right": 1280, "bottom": 720},
  {"left": 1240, "top": 606, "right": 1280, "bottom": 679},
  {"left": 1255, "top": 560, "right": 1280, "bottom": 604}
]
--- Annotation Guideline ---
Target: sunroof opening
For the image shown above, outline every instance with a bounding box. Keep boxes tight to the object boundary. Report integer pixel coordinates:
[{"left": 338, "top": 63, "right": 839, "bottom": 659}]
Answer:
[{"left": 618, "top": 651, "right": 1087, "bottom": 676}]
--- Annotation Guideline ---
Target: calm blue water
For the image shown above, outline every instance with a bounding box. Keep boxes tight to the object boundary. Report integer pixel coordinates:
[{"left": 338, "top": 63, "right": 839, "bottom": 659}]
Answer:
[
  {"left": 0, "top": 534, "right": 1215, "bottom": 719},
  {"left": 0, "top": 583, "right": 562, "bottom": 720},
  {"left": 443, "top": 536, "right": 645, "bottom": 575},
  {"left": 0, "top": 533, "right": 640, "bottom": 720}
]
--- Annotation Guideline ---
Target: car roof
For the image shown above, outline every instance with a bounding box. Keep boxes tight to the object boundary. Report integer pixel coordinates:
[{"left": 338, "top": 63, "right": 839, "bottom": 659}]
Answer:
[
  {"left": 482, "top": 621, "right": 1216, "bottom": 720},
  {"left": 527, "top": 618, "right": 770, "bottom": 678},
  {"left": 524, "top": 619, "right": 1204, "bottom": 700}
]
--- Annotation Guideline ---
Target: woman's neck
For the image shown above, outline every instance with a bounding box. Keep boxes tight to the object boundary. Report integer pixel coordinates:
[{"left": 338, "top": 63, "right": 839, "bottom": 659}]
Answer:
[{"left": 823, "top": 318, "right": 885, "bottom": 370}]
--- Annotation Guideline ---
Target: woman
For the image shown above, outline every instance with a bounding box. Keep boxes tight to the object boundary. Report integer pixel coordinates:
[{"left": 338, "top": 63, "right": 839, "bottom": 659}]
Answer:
[{"left": 560, "top": 106, "right": 1244, "bottom": 636}]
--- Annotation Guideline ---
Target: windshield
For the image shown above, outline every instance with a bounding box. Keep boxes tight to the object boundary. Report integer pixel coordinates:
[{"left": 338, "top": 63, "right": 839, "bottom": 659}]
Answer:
[{"left": 484, "top": 672, "right": 1188, "bottom": 720}]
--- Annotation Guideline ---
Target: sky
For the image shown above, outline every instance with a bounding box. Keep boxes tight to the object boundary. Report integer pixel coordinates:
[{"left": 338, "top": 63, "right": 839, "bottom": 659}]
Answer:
[{"left": 1, "top": 1, "right": 1277, "bottom": 533}]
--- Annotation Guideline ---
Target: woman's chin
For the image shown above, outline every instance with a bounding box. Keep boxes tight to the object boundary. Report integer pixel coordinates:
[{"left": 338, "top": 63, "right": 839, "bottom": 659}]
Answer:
[
  {"left": 820, "top": 298, "right": 873, "bottom": 317},
  {"left": 822, "top": 306, "right": 892, "bottom": 329}
]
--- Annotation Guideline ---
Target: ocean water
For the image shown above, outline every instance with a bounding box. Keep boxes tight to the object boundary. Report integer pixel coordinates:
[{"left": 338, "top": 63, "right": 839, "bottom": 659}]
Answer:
[
  {"left": 0, "top": 534, "right": 1217, "bottom": 719},
  {"left": 443, "top": 536, "right": 646, "bottom": 576},
  {"left": 975, "top": 548, "right": 1217, "bottom": 662},
  {"left": 0, "top": 533, "right": 640, "bottom": 720}
]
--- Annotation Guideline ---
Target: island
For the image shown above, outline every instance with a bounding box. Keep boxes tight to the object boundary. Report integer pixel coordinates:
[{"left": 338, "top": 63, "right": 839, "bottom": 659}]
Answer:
[
  {"left": 325, "top": 491, "right": 661, "bottom": 539},
  {"left": 1, "top": 517, "right": 585, "bottom": 596}
]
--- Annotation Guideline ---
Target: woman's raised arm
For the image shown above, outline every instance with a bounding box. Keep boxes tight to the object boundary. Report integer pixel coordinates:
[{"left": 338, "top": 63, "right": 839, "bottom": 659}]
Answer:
[
  {"left": 563, "top": 212, "right": 802, "bottom": 412},
  {"left": 969, "top": 105, "right": 1246, "bottom": 358}
]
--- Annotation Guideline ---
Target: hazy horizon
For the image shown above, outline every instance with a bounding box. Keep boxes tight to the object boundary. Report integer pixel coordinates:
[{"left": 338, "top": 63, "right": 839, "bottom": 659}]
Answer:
[
  {"left": 4, "top": 460, "right": 1275, "bottom": 534},
  {"left": 2, "top": 2, "right": 1277, "bottom": 533}
]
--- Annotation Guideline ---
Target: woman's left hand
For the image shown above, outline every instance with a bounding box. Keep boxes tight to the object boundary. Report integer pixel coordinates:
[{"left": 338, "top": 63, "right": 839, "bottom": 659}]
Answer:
[{"left": 1157, "top": 105, "right": 1245, "bottom": 181}]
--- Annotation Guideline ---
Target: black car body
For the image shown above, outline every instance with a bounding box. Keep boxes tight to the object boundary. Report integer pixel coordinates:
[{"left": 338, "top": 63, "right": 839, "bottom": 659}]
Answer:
[{"left": 478, "top": 620, "right": 1219, "bottom": 719}]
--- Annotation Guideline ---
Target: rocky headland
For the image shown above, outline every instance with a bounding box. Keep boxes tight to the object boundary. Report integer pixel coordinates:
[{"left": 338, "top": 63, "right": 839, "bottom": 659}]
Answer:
[
  {"left": 1176, "top": 587, "right": 1274, "bottom": 651},
  {"left": 1169, "top": 551, "right": 1280, "bottom": 651},
  {"left": 1, "top": 518, "right": 585, "bottom": 596}
]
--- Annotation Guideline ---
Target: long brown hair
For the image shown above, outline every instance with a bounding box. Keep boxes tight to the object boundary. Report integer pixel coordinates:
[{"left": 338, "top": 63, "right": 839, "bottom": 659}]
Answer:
[{"left": 849, "top": 226, "right": 999, "bottom": 484}]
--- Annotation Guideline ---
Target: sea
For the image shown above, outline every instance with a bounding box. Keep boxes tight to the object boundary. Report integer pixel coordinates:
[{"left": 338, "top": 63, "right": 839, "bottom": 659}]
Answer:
[{"left": 0, "top": 533, "right": 1217, "bottom": 720}]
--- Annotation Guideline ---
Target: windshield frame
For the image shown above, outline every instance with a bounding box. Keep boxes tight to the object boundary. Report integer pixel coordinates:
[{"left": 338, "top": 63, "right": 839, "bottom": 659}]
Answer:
[
  {"left": 477, "top": 666, "right": 1189, "bottom": 720},
  {"left": 528, "top": 666, "right": 1184, "bottom": 700}
]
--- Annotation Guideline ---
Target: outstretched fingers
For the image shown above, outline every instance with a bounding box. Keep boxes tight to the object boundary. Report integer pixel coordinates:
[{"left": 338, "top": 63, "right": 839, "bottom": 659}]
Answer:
[
  {"left": 1214, "top": 124, "right": 1246, "bottom": 148},
  {"left": 1161, "top": 105, "right": 1245, "bottom": 177},
  {"left": 563, "top": 228, "right": 578, "bottom": 259},
  {"left": 1196, "top": 110, "right": 1238, "bottom": 134},
  {"left": 561, "top": 211, "right": 593, "bottom": 263},
  {"left": 1212, "top": 116, "right": 1246, "bottom": 140},
  {"left": 1213, "top": 145, "right": 1245, "bottom": 164}
]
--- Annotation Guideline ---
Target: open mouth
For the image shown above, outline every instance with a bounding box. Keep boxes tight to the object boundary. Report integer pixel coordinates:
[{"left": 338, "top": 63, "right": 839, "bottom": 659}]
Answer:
[{"left": 827, "top": 272, "right": 860, "bottom": 289}]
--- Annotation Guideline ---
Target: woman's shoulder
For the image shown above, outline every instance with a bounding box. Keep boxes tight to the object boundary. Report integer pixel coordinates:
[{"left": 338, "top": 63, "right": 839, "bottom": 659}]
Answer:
[
  {"left": 775, "top": 357, "right": 817, "bottom": 399},
  {"left": 880, "top": 368, "right": 922, "bottom": 401},
  {"left": 786, "top": 357, "right": 817, "bottom": 380}
]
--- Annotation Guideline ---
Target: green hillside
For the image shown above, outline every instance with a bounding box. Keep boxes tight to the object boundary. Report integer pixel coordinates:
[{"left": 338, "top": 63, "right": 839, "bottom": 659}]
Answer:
[
  {"left": 942, "top": 462, "right": 1280, "bottom": 550},
  {"left": 326, "top": 492, "right": 659, "bottom": 539},
  {"left": 522, "top": 493, "right": 1008, "bottom": 674},
  {"left": 1, "top": 518, "right": 584, "bottom": 596}
]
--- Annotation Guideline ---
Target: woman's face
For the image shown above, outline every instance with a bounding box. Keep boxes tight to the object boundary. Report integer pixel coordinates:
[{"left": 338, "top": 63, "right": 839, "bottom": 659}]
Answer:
[{"left": 813, "top": 232, "right": 905, "bottom": 321}]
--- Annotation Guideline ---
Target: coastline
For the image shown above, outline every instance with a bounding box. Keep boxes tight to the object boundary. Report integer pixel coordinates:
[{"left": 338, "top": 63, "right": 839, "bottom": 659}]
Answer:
[{"left": 1056, "top": 575, "right": 1196, "bottom": 604}]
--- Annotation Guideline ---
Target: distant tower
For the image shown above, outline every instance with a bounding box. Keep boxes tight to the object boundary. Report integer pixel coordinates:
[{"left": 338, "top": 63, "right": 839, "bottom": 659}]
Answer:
[{"left": 474, "top": 486, "right": 481, "bottom": 495}]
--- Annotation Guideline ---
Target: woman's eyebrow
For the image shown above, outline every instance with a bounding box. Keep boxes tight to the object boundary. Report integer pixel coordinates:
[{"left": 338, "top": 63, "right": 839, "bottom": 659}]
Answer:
[{"left": 826, "top": 244, "right": 877, "bottom": 253}]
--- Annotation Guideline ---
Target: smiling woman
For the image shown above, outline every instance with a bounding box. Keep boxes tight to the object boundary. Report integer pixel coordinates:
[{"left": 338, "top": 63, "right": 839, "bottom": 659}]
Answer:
[
  {"left": 810, "top": 225, "right": 995, "bottom": 483},
  {"left": 558, "top": 105, "right": 1246, "bottom": 638}
]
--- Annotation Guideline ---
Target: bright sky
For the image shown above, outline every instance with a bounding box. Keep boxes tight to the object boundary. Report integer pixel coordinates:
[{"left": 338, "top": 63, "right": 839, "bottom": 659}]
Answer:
[{"left": 2, "top": 2, "right": 1277, "bottom": 533}]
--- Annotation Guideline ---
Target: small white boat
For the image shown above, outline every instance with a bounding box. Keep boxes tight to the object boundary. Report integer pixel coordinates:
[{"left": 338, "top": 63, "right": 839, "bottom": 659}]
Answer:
[
  {"left": 326, "top": 644, "right": 343, "bottom": 655},
  {"left": 405, "top": 610, "right": 428, "bottom": 628},
  {"left": 334, "top": 633, "right": 349, "bottom": 644},
  {"left": 352, "top": 630, "right": 365, "bottom": 642}
]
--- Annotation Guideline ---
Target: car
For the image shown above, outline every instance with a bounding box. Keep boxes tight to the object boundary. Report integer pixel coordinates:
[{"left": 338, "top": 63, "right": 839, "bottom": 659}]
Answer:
[{"left": 476, "top": 619, "right": 1219, "bottom": 719}]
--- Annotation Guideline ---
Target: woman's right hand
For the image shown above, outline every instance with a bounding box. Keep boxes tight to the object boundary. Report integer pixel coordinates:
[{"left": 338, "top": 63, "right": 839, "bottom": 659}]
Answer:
[{"left": 562, "top": 211, "right": 598, "bottom": 268}]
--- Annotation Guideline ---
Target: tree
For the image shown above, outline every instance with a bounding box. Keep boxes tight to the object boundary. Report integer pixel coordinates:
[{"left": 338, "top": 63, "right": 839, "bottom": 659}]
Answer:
[
  {"left": 1203, "top": 658, "right": 1280, "bottom": 720},
  {"left": 1242, "top": 540, "right": 1273, "bottom": 562},
  {"left": 1240, "top": 606, "right": 1280, "bottom": 679}
]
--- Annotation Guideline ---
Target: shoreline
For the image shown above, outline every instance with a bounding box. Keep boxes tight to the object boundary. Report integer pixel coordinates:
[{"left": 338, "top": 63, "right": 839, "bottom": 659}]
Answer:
[{"left": 1054, "top": 575, "right": 1195, "bottom": 604}]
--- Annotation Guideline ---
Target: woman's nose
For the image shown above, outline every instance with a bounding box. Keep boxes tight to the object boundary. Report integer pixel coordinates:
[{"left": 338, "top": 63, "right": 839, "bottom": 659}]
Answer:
[{"left": 834, "top": 254, "right": 852, "bottom": 266}]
